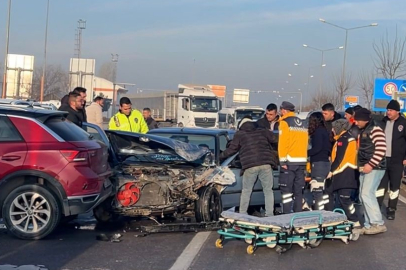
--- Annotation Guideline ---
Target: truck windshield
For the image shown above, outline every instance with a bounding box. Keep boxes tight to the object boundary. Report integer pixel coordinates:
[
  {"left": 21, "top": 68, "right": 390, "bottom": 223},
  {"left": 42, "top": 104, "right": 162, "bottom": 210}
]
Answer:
[
  {"left": 191, "top": 98, "right": 218, "bottom": 112},
  {"left": 236, "top": 110, "right": 265, "bottom": 121}
]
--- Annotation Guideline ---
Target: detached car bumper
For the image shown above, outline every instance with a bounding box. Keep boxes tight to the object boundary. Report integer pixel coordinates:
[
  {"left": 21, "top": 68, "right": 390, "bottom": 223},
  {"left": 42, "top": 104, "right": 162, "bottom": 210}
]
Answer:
[{"left": 67, "top": 178, "right": 113, "bottom": 216}]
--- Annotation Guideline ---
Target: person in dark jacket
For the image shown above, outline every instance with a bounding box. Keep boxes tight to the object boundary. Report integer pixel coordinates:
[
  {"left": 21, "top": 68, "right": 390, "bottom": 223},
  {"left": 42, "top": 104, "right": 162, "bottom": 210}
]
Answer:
[
  {"left": 307, "top": 112, "right": 331, "bottom": 210},
  {"left": 257, "top": 103, "right": 279, "bottom": 131},
  {"left": 377, "top": 100, "right": 406, "bottom": 220},
  {"left": 355, "top": 108, "right": 387, "bottom": 235},
  {"left": 220, "top": 116, "right": 278, "bottom": 216},
  {"left": 59, "top": 92, "right": 84, "bottom": 127},
  {"left": 325, "top": 119, "right": 361, "bottom": 229},
  {"left": 322, "top": 103, "right": 342, "bottom": 143},
  {"left": 143, "top": 108, "right": 159, "bottom": 130},
  {"left": 60, "top": 87, "right": 87, "bottom": 122}
]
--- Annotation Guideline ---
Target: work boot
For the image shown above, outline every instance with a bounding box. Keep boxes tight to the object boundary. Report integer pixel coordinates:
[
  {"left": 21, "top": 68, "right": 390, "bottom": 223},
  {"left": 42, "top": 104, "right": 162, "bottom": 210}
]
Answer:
[
  {"left": 387, "top": 208, "right": 396, "bottom": 220},
  {"left": 352, "top": 222, "right": 364, "bottom": 235},
  {"left": 363, "top": 224, "right": 387, "bottom": 235}
]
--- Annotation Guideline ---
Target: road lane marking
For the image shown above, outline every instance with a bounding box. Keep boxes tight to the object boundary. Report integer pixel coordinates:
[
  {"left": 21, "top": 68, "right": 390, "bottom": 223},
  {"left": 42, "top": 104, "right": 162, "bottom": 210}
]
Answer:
[
  {"left": 399, "top": 195, "right": 406, "bottom": 204},
  {"left": 169, "top": 232, "right": 211, "bottom": 270}
]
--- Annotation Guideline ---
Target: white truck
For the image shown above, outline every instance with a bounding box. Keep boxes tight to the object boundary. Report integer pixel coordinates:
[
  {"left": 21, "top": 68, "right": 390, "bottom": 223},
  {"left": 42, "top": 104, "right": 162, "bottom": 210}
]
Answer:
[
  {"left": 218, "top": 106, "right": 265, "bottom": 129},
  {"left": 128, "top": 84, "right": 222, "bottom": 128}
]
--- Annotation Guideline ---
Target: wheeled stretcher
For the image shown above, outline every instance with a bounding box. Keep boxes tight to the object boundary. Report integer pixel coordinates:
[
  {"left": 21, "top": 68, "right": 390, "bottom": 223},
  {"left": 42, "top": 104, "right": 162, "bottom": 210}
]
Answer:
[{"left": 216, "top": 208, "right": 359, "bottom": 254}]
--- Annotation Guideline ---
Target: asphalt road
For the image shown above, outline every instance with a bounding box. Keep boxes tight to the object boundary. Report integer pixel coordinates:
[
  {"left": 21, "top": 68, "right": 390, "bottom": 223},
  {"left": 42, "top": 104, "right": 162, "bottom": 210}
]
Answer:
[{"left": 1, "top": 195, "right": 406, "bottom": 270}]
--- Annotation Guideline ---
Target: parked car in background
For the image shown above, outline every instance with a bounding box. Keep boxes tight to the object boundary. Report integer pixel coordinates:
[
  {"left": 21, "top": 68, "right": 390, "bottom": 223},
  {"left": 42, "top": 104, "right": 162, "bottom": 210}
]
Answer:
[{"left": 0, "top": 106, "right": 112, "bottom": 240}]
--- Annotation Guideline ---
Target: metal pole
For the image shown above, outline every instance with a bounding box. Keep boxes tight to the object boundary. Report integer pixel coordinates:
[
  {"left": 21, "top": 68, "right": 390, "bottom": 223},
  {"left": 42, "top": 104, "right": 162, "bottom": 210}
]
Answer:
[
  {"left": 40, "top": 0, "right": 49, "bottom": 102},
  {"left": 341, "top": 29, "right": 349, "bottom": 90},
  {"left": 111, "top": 54, "right": 119, "bottom": 115},
  {"left": 2, "top": 0, "right": 12, "bottom": 99},
  {"left": 299, "top": 92, "right": 303, "bottom": 113},
  {"left": 319, "top": 51, "right": 324, "bottom": 96}
]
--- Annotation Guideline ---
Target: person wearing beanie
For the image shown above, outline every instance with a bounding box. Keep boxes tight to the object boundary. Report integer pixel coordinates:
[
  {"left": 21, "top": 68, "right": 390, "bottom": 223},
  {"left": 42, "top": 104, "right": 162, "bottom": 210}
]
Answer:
[
  {"left": 324, "top": 119, "right": 361, "bottom": 231},
  {"left": 354, "top": 108, "right": 387, "bottom": 235},
  {"left": 376, "top": 99, "right": 406, "bottom": 220},
  {"left": 220, "top": 115, "right": 278, "bottom": 217},
  {"left": 278, "top": 101, "right": 308, "bottom": 213}
]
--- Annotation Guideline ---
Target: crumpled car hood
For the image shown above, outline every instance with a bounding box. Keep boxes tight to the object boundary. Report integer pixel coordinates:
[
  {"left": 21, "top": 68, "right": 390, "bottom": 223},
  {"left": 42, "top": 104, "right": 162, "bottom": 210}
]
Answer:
[{"left": 105, "top": 130, "right": 210, "bottom": 166}]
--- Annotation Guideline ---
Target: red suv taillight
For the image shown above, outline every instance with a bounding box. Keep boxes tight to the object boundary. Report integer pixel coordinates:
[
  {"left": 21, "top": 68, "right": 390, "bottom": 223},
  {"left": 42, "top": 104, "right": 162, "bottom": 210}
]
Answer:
[{"left": 60, "top": 150, "right": 89, "bottom": 163}]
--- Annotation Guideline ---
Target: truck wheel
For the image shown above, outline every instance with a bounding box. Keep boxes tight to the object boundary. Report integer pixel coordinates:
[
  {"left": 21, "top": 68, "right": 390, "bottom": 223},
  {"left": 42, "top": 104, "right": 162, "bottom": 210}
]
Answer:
[
  {"left": 93, "top": 197, "right": 118, "bottom": 224},
  {"left": 195, "top": 186, "right": 222, "bottom": 222},
  {"left": 2, "top": 184, "right": 61, "bottom": 240}
]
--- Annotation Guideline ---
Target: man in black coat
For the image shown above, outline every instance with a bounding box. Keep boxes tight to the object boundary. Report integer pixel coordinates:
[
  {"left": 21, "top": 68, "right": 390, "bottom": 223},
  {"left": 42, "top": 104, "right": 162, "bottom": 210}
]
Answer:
[
  {"left": 143, "top": 107, "right": 159, "bottom": 130},
  {"left": 59, "top": 92, "right": 84, "bottom": 127},
  {"left": 60, "top": 87, "right": 87, "bottom": 122},
  {"left": 377, "top": 100, "right": 406, "bottom": 220},
  {"left": 220, "top": 116, "right": 278, "bottom": 216},
  {"left": 322, "top": 103, "right": 342, "bottom": 142},
  {"left": 257, "top": 103, "right": 280, "bottom": 131}
]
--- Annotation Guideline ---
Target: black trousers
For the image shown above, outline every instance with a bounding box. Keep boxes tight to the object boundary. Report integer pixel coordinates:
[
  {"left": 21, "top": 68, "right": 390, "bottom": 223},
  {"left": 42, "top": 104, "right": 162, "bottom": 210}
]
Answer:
[
  {"left": 279, "top": 165, "right": 305, "bottom": 213},
  {"left": 377, "top": 157, "right": 404, "bottom": 210},
  {"left": 326, "top": 188, "right": 358, "bottom": 222}
]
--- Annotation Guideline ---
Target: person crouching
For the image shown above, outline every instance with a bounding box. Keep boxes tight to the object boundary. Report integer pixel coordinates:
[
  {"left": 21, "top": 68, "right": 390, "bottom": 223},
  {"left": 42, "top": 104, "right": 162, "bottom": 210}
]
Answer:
[{"left": 325, "top": 119, "right": 361, "bottom": 229}]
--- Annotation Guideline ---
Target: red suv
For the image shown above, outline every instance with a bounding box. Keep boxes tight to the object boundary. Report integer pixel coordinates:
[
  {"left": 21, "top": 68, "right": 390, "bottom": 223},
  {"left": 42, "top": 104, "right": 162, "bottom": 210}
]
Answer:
[{"left": 0, "top": 106, "right": 112, "bottom": 240}]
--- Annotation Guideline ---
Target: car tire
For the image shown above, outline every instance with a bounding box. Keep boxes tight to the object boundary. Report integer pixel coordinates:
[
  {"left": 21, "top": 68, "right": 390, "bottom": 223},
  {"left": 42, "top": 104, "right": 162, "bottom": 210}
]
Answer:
[
  {"left": 93, "top": 197, "right": 118, "bottom": 224},
  {"left": 195, "top": 186, "right": 222, "bottom": 222},
  {"left": 2, "top": 184, "right": 61, "bottom": 240}
]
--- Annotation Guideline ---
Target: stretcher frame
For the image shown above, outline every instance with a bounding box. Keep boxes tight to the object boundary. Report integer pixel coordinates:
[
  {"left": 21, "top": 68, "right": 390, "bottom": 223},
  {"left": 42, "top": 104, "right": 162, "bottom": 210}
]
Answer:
[{"left": 215, "top": 209, "right": 359, "bottom": 254}]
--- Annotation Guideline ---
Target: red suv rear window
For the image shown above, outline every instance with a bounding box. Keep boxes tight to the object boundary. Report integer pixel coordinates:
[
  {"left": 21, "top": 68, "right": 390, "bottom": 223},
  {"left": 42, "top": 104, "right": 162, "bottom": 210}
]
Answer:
[{"left": 44, "top": 117, "right": 91, "bottom": 142}]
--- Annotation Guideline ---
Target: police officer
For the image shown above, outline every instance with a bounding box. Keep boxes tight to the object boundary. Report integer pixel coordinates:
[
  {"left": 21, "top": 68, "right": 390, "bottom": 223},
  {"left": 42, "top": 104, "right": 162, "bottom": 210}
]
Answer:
[
  {"left": 377, "top": 100, "right": 406, "bottom": 220},
  {"left": 108, "top": 97, "right": 149, "bottom": 134}
]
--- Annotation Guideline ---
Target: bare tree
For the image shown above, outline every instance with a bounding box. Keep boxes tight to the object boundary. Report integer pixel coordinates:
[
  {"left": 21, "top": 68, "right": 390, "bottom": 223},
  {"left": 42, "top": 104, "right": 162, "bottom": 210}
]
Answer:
[
  {"left": 358, "top": 70, "right": 374, "bottom": 110},
  {"left": 31, "top": 65, "right": 69, "bottom": 100},
  {"left": 330, "top": 72, "right": 354, "bottom": 110},
  {"left": 309, "top": 90, "right": 339, "bottom": 110},
  {"left": 98, "top": 62, "right": 115, "bottom": 81},
  {"left": 373, "top": 27, "right": 406, "bottom": 79}
]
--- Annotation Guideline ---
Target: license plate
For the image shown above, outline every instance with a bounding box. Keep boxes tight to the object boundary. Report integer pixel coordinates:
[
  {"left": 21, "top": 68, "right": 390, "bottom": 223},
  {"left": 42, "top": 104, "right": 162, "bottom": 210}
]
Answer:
[{"left": 103, "top": 179, "right": 112, "bottom": 189}]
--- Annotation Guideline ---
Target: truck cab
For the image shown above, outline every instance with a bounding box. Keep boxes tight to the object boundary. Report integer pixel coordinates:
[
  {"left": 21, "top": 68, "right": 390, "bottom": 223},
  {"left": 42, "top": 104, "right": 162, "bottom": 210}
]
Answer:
[{"left": 177, "top": 84, "right": 222, "bottom": 128}]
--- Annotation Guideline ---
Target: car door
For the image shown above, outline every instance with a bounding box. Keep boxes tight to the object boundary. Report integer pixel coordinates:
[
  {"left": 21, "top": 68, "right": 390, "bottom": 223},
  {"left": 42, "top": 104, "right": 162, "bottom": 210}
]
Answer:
[{"left": 0, "top": 116, "right": 27, "bottom": 180}]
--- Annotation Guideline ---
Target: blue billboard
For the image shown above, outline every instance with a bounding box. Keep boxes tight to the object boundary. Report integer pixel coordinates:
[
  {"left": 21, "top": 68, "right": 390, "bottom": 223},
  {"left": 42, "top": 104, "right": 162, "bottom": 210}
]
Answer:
[{"left": 373, "top": 79, "right": 406, "bottom": 112}]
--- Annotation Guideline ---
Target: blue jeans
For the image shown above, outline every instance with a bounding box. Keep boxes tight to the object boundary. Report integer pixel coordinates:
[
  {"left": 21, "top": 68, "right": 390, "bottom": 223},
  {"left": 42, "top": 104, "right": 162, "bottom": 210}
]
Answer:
[
  {"left": 359, "top": 170, "right": 385, "bottom": 228},
  {"left": 241, "top": 165, "right": 274, "bottom": 216}
]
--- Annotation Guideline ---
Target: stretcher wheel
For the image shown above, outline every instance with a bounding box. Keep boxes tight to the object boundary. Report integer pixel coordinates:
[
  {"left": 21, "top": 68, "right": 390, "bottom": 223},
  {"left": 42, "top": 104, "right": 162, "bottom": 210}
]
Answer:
[
  {"left": 246, "top": 245, "right": 256, "bottom": 255},
  {"left": 244, "top": 230, "right": 255, "bottom": 244},
  {"left": 275, "top": 245, "right": 286, "bottom": 254},
  {"left": 308, "top": 232, "right": 322, "bottom": 248},
  {"left": 341, "top": 238, "right": 349, "bottom": 245},
  {"left": 265, "top": 236, "right": 277, "bottom": 248},
  {"left": 215, "top": 239, "right": 223, "bottom": 249}
]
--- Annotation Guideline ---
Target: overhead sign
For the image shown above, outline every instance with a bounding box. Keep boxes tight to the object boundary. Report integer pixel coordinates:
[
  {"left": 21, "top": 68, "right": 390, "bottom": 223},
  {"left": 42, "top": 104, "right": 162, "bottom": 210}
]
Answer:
[
  {"left": 344, "top": 95, "right": 359, "bottom": 109},
  {"left": 233, "top": 89, "right": 250, "bottom": 104},
  {"left": 208, "top": 85, "right": 226, "bottom": 98},
  {"left": 373, "top": 79, "right": 406, "bottom": 112},
  {"left": 6, "top": 54, "right": 34, "bottom": 99},
  {"left": 69, "top": 58, "right": 95, "bottom": 103}
]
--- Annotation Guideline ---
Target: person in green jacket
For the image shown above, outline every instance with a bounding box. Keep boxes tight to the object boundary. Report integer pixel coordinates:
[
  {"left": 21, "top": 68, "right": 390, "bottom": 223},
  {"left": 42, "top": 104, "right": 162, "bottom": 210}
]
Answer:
[{"left": 108, "top": 97, "right": 149, "bottom": 134}]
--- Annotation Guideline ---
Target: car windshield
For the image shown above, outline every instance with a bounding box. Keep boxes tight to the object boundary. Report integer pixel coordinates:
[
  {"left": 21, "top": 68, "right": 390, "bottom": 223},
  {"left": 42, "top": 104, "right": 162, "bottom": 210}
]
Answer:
[
  {"left": 236, "top": 110, "right": 264, "bottom": 121},
  {"left": 150, "top": 133, "right": 216, "bottom": 158},
  {"left": 191, "top": 98, "right": 218, "bottom": 112}
]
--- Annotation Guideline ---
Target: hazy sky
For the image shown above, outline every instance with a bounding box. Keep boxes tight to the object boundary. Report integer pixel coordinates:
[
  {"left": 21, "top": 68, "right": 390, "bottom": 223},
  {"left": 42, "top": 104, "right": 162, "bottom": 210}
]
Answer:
[{"left": 0, "top": 0, "right": 405, "bottom": 108}]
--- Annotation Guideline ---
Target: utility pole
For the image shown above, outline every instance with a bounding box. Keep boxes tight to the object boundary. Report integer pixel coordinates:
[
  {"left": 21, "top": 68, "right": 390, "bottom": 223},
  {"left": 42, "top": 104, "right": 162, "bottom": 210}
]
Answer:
[
  {"left": 2, "top": 0, "right": 12, "bottom": 99},
  {"left": 111, "top": 53, "right": 119, "bottom": 116},
  {"left": 40, "top": 0, "right": 50, "bottom": 102}
]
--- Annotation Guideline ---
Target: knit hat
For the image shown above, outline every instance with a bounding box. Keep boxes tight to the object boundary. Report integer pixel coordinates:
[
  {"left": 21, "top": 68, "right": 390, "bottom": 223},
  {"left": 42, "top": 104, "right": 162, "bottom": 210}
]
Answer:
[
  {"left": 332, "top": 119, "right": 350, "bottom": 135},
  {"left": 387, "top": 99, "right": 400, "bottom": 111},
  {"left": 354, "top": 108, "right": 371, "bottom": 121},
  {"left": 280, "top": 101, "right": 295, "bottom": 111}
]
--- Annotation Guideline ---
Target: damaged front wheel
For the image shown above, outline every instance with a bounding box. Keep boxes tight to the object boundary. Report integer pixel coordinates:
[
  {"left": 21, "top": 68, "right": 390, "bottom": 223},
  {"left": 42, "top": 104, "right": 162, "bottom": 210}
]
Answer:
[{"left": 195, "top": 186, "right": 222, "bottom": 222}]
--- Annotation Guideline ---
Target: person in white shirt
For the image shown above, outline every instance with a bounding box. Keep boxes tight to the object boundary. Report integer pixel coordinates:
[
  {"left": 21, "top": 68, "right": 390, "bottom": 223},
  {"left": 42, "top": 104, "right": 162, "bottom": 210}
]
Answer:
[{"left": 85, "top": 96, "right": 104, "bottom": 129}]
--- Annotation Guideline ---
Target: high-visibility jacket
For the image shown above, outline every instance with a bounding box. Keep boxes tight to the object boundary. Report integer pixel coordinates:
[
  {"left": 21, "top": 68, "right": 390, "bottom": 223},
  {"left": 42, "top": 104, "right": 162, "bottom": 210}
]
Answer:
[
  {"left": 108, "top": 109, "right": 149, "bottom": 134},
  {"left": 278, "top": 111, "right": 308, "bottom": 166},
  {"left": 331, "top": 131, "right": 357, "bottom": 175}
]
